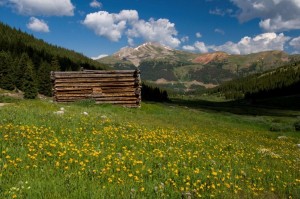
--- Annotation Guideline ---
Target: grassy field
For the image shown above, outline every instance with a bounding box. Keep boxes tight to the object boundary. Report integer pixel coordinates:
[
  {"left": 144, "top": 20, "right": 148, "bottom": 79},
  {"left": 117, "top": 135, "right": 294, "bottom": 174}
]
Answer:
[{"left": 0, "top": 96, "right": 300, "bottom": 198}]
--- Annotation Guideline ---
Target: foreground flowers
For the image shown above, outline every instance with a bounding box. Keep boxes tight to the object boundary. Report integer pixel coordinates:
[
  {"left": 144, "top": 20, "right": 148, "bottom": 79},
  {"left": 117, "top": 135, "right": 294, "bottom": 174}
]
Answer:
[{"left": 1, "top": 118, "right": 299, "bottom": 198}]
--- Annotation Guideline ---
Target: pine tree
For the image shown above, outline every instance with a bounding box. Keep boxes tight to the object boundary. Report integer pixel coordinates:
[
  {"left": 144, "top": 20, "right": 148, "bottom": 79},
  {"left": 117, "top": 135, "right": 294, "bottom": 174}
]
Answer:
[
  {"left": 23, "top": 59, "right": 38, "bottom": 99},
  {"left": 15, "top": 53, "right": 30, "bottom": 91},
  {"left": 51, "top": 56, "right": 61, "bottom": 71},
  {"left": 0, "top": 51, "right": 15, "bottom": 90},
  {"left": 38, "top": 61, "right": 52, "bottom": 96}
]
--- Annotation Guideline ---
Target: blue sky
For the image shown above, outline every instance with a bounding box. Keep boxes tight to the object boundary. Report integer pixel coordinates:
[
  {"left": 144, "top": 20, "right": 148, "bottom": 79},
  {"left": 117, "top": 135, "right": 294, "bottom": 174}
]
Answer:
[{"left": 1, "top": 0, "right": 300, "bottom": 59}]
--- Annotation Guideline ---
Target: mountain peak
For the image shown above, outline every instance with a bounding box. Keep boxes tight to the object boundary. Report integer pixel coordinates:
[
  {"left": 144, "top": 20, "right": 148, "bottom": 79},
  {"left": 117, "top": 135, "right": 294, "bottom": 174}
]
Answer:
[
  {"left": 112, "top": 42, "right": 175, "bottom": 66},
  {"left": 133, "top": 42, "right": 174, "bottom": 51}
]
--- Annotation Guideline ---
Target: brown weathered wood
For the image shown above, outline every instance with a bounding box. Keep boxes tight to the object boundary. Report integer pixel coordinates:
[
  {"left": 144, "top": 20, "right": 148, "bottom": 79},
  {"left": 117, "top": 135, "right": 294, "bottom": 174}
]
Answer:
[
  {"left": 55, "top": 78, "right": 136, "bottom": 83},
  {"left": 101, "top": 87, "right": 137, "bottom": 90},
  {"left": 93, "top": 96, "right": 138, "bottom": 100},
  {"left": 101, "top": 88, "right": 138, "bottom": 93},
  {"left": 51, "top": 69, "right": 141, "bottom": 107},
  {"left": 55, "top": 87, "right": 92, "bottom": 91},
  {"left": 54, "top": 70, "right": 136, "bottom": 74},
  {"left": 56, "top": 93, "right": 137, "bottom": 98},
  {"left": 95, "top": 101, "right": 139, "bottom": 104},
  {"left": 55, "top": 82, "right": 137, "bottom": 87},
  {"left": 88, "top": 70, "right": 137, "bottom": 73},
  {"left": 92, "top": 93, "right": 137, "bottom": 97},
  {"left": 54, "top": 75, "right": 135, "bottom": 79},
  {"left": 56, "top": 93, "right": 91, "bottom": 97},
  {"left": 56, "top": 91, "right": 92, "bottom": 95}
]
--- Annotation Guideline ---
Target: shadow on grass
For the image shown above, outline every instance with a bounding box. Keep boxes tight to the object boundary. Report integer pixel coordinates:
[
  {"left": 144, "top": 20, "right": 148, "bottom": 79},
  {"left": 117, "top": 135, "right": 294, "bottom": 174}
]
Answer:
[{"left": 171, "top": 95, "right": 300, "bottom": 117}]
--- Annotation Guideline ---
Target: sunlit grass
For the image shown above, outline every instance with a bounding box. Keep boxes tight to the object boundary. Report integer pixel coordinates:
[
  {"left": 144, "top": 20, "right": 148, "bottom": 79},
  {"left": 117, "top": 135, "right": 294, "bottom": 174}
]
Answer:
[{"left": 0, "top": 99, "right": 299, "bottom": 198}]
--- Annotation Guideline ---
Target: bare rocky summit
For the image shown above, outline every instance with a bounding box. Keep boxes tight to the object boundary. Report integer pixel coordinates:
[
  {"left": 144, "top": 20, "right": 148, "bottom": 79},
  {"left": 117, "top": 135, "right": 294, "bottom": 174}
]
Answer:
[{"left": 113, "top": 42, "right": 179, "bottom": 66}]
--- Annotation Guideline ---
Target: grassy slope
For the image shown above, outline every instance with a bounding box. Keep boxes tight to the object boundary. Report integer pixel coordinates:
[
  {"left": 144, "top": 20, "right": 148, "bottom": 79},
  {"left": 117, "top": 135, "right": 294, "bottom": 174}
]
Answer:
[{"left": 0, "top": 97, "right": 299, "bottom": 198}]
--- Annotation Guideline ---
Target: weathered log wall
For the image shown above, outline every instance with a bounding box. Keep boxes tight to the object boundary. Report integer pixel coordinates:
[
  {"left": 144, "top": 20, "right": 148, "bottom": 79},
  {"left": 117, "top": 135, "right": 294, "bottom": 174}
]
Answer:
[{"left": 51, "top": 69, "right": 141, "bottom": 107}]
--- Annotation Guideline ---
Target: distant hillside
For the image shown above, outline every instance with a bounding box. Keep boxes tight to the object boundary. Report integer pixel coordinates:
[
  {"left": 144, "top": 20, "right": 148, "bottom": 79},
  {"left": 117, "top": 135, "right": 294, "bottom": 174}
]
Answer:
[
  {"left": 97, "top": 42, "right": 298, "bottom": 93},
  {"left": 210, "top": 61, "right": 300, "bottom": 101},
  {"left": 0, "top": 22, "right": 108, "bottom": 98}
]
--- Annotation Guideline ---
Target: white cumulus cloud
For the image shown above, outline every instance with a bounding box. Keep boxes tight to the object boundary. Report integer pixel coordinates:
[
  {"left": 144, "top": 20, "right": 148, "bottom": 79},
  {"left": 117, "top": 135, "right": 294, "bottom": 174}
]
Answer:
[
  {"left": 3, "top": 0, "right": 74, "bottom": 16},
  {"left": 214, "top": 28, "right": 225, "bottom": 35},
  {"left": 209, "top": 8, "right": 225, "bottom": 16},
  {"left": 91, "top": 54, "right": 108, "bottom": 60},
  {"left": 231, "top": 0, "right": 300, "bottom": 32},
  {"left": 117, "top": 10, "right": 139, "bottom": 21},
  {"left": 184, "top": 32, "right": 289, "bottom": 55},
  {"left": 183, "top": 42, "right": 208, "bottom": 53},
  {"left": 196, "top": 32, "right": 202, "bottom": 38},
  {"left": 82, "top": 11, "right": 129, "bottom": 42},
  {"left": 181, "top": 36, "right": 189, "bottom": 43},
  {"left": 26, "top": 17, "right": 49, "bottom": 32},
  {"left": 289, "top": 36, "right": 300, "bottom": 50},
  {"left": 194, "top": 41, "right": 209, "bottom": 53},
  {"left": 83, "top": 10, "right": 181, "bottom": 48},
  {"left": 182, "top": 45, "right": 196, "bottom": 51},
  {"left": 211, "top": 32, "right": 289, "bottom": 54},
  {"left": 127, "top": 18, "right": 180, "bottom": 48},
  {"left": 90, "top": 0, "right": 102, "bottom": 8},
  {"left": 209, "top": 8, "right": 233, "bottom": 16},
  {"left": 127, "top": 38, "right": 135, "bottom": 46}
]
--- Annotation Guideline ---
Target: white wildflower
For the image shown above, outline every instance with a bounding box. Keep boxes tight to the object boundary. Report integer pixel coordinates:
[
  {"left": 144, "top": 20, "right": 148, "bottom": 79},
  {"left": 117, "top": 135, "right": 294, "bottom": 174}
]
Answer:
[
  {"left": 258, "top": 148, "right": 281, "bottom": 158},
  {"left": 277, "top": 136, "right": 288, "bottom": 139},
  {"left": 54, "top": 110, "right": 64, "bottom": 115}
]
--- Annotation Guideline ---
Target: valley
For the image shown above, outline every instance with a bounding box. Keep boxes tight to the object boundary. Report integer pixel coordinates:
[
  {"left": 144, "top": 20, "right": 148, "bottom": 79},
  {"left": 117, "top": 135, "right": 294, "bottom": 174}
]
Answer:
[{"left": 97, "top": 42, "right": 298, "bottom": 94}]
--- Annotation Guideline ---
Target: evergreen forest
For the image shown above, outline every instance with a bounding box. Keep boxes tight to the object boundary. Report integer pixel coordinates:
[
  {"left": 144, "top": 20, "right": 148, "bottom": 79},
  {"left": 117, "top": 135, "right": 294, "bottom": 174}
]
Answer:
[
  {"left": 0, "top": 22, "right": 108, "bottom": 98},
  {"left": 210, "top": 61, "right": 300, "bottom": 100}
]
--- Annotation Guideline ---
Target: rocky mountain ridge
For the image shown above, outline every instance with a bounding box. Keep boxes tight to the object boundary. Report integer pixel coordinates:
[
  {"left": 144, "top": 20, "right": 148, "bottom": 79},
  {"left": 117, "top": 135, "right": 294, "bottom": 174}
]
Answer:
[
  {"left": 114, "top": 42, "right": 175, "bottom": 66},
  {"left": 100, "top": 42, "right": 195, "bottom": 67},
  {"left": 97, "top": 43, "right": 299, "bottom": 93}
]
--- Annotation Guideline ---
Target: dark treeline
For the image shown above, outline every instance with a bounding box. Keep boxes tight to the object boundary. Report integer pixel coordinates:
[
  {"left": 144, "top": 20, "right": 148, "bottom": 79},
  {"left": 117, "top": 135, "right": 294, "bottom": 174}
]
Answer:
[
  {"left": 0, "top": 22, "right": 108, "bottom": 98},
  {"left": 141, "top": 82, "right": 170, "bottom": 102},
  {"left": 210, "top": 62, "right": 300, "bottom": 100}
]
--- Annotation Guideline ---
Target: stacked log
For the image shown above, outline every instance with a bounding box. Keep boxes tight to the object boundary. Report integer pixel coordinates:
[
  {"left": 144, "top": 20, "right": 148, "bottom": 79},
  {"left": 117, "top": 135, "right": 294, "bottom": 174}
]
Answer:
[{"left": 51, "top": 69, "right": 141, "bottom": 107}]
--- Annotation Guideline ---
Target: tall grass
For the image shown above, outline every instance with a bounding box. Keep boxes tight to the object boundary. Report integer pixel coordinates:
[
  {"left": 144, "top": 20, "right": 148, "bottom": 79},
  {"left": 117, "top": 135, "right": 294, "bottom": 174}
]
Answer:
[{"left": 0, "top": 99, "right": 299, "bottom": 198}]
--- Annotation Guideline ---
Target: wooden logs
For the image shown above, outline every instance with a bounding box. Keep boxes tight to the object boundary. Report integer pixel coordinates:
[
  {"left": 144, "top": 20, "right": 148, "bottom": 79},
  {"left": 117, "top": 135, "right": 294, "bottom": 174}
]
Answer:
[{"left": 51, "top": 69, "right": 141, "bottom": 107}]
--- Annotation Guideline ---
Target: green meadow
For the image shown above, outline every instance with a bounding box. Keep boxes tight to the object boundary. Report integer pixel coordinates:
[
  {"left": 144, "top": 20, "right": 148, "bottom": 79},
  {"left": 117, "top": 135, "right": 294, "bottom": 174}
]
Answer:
[{"left": 0, "top": 96, "right": 299, "bottom": 198}]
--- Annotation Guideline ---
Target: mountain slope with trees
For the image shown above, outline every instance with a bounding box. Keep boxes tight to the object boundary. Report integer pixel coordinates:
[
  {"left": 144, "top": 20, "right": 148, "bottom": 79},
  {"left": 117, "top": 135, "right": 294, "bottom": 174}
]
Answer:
[
  {"left": 210, "top": 61, "right": 300, "bottom": 101},
  {"left": 98, "top": 43, "right": 299, "bottom": 93},
  {"left": 0, "top": 22, "right": 108, "bottom": 98}
]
